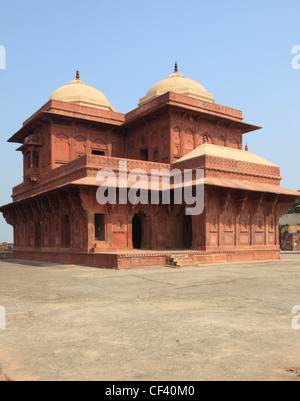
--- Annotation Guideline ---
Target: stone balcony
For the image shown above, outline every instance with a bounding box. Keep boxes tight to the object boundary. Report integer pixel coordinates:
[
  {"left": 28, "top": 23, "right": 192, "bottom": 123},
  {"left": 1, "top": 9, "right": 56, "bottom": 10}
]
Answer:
[{"left": 12, "top": 155, "right": 170, "bottom": 202}]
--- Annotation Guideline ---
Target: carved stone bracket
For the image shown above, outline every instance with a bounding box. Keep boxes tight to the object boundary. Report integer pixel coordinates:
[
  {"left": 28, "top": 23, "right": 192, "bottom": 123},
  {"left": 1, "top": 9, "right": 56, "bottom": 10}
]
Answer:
[
  {"left": 235, "top": 192, "right": 248, "bottom": 215},
  {"left": 47, "top": 193, "right": 60, "bottom": 217},
  {"left": 28, "top": 199, "right": 42, "bottom": 221},
  {"left": 276, "top": 197, "right": 295, "bottom": 217},
  {"left": 14, "top": 203, "right": 28, "bottom": 224},
  {"left": 220, "top": 190, "right": 231, "bottom": 214},
  {"left": 263, "top": 194, "right": 279, "bottom": 217},
  {"left": 39, "top": 196, "right": 52, "bottom": 219},
  {"left": 2, "top": 208, "right": 17, "bottom": 226},
  {"left": 168, "top": 204, "right": 185, "bottom": 217},
  {"left": 79, "top": 188, "right": 91, "bottom": 214},
  {"left": 251, "top": 193, "right": 264, "bottom": 215}
]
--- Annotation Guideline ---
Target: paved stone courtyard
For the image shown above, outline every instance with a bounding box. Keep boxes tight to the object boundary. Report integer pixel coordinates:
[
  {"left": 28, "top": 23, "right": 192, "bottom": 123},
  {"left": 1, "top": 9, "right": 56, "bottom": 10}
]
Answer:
[{"left": 1, "top": 254, "right": 300, "bottom": 381}]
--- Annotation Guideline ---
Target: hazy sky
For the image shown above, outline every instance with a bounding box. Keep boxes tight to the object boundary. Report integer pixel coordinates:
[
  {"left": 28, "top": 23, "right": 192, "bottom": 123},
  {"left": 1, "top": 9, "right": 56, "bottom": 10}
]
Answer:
[{"left": 0, "top": 0, "right": 299, "bottom": 242}]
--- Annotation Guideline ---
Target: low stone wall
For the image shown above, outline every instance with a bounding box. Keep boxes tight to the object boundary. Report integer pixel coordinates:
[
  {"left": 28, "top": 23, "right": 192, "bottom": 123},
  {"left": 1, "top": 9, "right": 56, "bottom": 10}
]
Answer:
[
  {"left": 0, "top": 252, "right": 13, "bottom": 259},
  {"left": 0, "top": 243, "right": 14, "bottom": 259},
  {"left": 14, "top": 248, "right": 280, "bottom": 270},
  {"left": 280, "top": 225, "right": 300, "bottom": 251},
  {"left": 279, "top": 214, "right": 300, "bottom": 251}
]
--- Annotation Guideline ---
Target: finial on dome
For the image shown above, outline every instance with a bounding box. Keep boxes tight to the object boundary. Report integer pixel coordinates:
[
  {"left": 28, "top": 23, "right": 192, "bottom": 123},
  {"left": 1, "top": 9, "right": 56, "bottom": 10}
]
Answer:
[
  {"left": 76, "top": 70, "right": 80, "bottom": 80},
  {"left": 174, "top": 61, "right": 178, "bottom": 73},
  {"left": 245, "top": 143, "right": 249, "bottom": 152}
]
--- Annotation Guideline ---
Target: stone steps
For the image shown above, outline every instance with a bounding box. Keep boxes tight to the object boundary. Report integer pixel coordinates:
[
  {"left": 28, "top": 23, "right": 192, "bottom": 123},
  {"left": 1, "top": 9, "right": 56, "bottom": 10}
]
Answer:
[{"left": 166, "top": 254, "right": 194, "bottom": 268}]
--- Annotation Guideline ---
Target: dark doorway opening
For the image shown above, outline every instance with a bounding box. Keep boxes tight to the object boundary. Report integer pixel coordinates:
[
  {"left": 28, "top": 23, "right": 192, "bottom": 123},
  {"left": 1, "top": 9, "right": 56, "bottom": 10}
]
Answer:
[
  {"left": 92, "top": 150, "right": 106, "bottom": 156},
  {"left": 95, "top": 214, "right": 106, "bottom": 241},
  {"left": 62, "top": 215, "right": 71, "bottom": 248},
  {"left": 183, "top": 215, "right": 193, "bottom": 249},
  {"left": 140, "top": 148, "right": 149, "bottom": 161},
  {"left": 132, "top": 214, "right": 142, "bottom": 249},
  {"left": 35, "top": 221, "right": 41, "bottom": 248}
]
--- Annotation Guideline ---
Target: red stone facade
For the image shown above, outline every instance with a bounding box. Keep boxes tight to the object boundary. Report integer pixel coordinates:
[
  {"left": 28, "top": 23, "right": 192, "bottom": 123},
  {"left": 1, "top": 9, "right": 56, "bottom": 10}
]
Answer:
[{"left": 1, "top": 86, "right": 299, "bottom": 269}]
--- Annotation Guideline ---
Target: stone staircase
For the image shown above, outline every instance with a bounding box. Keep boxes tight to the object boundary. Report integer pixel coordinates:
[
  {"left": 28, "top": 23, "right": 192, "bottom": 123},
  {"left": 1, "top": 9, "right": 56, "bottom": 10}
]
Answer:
[{"left": 166, "top": 254, "right": 194, "bottom": 268}]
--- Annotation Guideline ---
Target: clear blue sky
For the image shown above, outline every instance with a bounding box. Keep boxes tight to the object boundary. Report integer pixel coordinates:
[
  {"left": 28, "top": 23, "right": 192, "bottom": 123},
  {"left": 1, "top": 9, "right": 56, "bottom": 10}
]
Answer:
[{"left": 0, "top": 0, "right": 299, "bottom": 242}]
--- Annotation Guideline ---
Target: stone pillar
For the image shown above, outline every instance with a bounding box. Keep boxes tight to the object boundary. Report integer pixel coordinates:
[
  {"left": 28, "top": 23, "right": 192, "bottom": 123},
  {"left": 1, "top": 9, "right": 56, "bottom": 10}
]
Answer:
[
  {"left": 265, "top": 215, "right": 269, "bottom": 246},
  {"left": 219, "top": 214, "right": 223, "bottom": 247},
  {"left": 275, "top": 215, "right": 279, "bottom": 247},
  {"left": 236, "top": 215, "right": 240, "bottom": 247},
  {"left": 107, "top": 214, "right": 113, "bottom": 248},
  {"left": 87, "top": 211, "right": 95, "bottom": 251},
  {"left": 191, "top": 214, "right": 198, "bottom": 250},
  {"left": 128, "top": 214, "right": 133, "bottom": 249},
  {"left": 143, "top": 215, "right": 152, "bottom": 249},
  {"left": 250, "top": 216, "right": 255, "bottom": 247}
]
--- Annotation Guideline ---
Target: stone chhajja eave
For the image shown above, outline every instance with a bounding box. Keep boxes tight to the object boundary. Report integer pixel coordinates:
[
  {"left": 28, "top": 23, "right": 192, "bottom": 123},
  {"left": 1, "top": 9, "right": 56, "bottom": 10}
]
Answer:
[
  {"left": 10, "top": 153, "right": 299, "bottom": 203},
  {"left": 125, "top": 92, "right": 259, "bottom": 132},
  {"left": 71, "top": 174, "right": 297, "bottom": 197},
  {"left": 173, "top": 154, "right": 281, "bottom": 184},
  {"left": 8, "top": 100, "right": 126, "bottom": 144},
  {"left": 9, "top": 91, "right": 260, "bottom": 144},
  {"left": 203, "top": 177, "right": 299, "bottom": 197}
]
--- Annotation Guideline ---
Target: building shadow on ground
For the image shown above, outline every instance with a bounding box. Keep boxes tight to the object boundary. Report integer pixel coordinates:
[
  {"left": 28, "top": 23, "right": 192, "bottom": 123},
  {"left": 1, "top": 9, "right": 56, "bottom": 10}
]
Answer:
[{"left": 2, "top": 259, "right": 66, "bottom": 268}]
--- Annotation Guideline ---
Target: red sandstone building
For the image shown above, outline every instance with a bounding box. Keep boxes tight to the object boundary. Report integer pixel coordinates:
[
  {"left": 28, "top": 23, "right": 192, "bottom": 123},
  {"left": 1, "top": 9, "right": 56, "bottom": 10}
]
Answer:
[{"left": 1, "top": 65, "right": 299, "bottom": 269}]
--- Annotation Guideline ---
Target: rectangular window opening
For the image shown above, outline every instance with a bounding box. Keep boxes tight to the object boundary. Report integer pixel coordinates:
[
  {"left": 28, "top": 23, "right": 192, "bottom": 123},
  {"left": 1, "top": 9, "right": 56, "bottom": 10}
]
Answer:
[
  {"left": 95, "top": 214, "right": 106, "bottom": 241},
  {"left": 140, "top": 148, "right": 149, "bottom": 161},
  {"left": 92, "top": 150, "right": 106, "bottom": 156}
]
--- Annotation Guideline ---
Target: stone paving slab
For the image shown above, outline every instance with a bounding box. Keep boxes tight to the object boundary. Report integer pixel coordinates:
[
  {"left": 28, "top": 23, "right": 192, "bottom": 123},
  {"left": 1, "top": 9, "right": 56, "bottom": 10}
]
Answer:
[{"left": 0, "top": 255, "right": 300, "bottom": 381}]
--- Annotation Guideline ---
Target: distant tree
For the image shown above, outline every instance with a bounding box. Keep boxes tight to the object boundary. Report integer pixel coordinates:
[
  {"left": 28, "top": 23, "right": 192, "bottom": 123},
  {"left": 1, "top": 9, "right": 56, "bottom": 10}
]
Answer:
[{"left": 288, "top": 191, "right": 300, "bottom": 213}]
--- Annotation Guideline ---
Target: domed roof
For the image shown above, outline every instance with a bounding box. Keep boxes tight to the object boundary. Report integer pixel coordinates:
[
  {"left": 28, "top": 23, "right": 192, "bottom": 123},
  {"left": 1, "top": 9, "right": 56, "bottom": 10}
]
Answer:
[
  {"left": 49, "top": 71, "right": 116, "bottom": 112},
  {"left": 139, "top": 63, "right": 214, "bottom": 107}
]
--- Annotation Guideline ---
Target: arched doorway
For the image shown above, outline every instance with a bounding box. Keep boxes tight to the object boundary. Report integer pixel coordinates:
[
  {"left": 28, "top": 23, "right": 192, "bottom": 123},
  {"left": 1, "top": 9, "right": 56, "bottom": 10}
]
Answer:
[
  {"left": 183, "top": 215, "right": 193, "bottom": 249},
  {"left": 132, "top": 214, "right": 142, "bottom": 249}
]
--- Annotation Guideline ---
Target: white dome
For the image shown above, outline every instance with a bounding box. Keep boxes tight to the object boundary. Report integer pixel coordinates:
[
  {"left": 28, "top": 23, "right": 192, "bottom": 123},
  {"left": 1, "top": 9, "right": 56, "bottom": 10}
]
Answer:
[
  {"left": 50, "top": 71, "right": 116, "bottom": 112},
  {"left": 139, "top": 64, "right": 214, "bottom": 107}
]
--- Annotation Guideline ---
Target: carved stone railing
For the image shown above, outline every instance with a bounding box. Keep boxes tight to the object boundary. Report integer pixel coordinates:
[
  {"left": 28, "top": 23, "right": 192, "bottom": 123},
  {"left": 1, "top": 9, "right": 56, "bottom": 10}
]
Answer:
[{"left": 12, "top": 155, "right": 170, "bottom": 202}]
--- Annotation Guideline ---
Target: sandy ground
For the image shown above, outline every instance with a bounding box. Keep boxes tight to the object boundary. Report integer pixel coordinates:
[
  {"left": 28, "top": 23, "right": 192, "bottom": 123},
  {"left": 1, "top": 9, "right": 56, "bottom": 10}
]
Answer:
[{"left": 0, "top": 254, "right": 300, "bottom": 381}]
